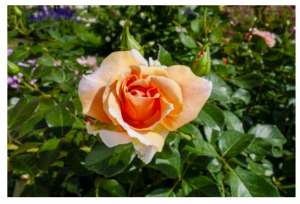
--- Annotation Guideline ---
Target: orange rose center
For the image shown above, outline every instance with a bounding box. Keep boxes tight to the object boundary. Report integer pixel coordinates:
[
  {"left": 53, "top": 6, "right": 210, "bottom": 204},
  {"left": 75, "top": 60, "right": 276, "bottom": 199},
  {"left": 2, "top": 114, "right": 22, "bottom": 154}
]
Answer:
[{"left": 120, "top": 74, "right": 162, "bottom": 129}]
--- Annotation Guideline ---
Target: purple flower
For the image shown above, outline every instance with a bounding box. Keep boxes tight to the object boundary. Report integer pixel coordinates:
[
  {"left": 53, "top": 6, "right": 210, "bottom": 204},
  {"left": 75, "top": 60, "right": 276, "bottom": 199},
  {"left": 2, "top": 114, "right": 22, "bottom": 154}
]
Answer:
[
  {"left": 53, "top": 61, "right": 61, "bottom": 67},
  {"left": 29, "top": 6, "right": 75, "bottom": 21},
  {"left": 238, "top": 5, "right": 243, "bottom": 10},
  {"left": 27, "top": 59, "right": 36, "bottom": 64},
  {"left": 246, "top": 9, "right": 252, "bottom": 14},
  {"left": 17, "top": 62, "right": 30, "bottom": 68},
  {"left": 7, "top": 76, "right": 14, "bottom": 85},
  {"left": 30, "top": 79, "right": 38, "bottom": 85},
  {"left": 10, "top": 84, "right": 20, "bottom": 90},
  {"left": 13, "top": 75, "right": 21, "bottom": 83},
  {"left": 289, "top": 28, "right": 295, "bottom": 34},
  {"left": 7, "top": 49, "right": 13, "bottom": 56},
  {"left": 32, "top": 66, "right": 37, "bottom": 73}
]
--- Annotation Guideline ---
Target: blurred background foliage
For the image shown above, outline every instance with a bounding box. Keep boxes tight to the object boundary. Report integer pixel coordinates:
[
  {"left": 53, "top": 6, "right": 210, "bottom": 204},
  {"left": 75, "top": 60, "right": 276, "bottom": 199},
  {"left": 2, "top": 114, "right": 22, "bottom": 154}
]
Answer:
[{"left": 7, "top": 5, "right": 295, "bottom": 197}]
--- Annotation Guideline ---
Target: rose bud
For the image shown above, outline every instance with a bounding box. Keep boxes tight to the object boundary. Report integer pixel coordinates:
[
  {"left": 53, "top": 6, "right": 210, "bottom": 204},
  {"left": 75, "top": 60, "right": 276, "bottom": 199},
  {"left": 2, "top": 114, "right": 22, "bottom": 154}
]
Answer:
[
  {"left": 191, "top": 45, "right": 211, "bottom": 77},
  {"left": 120, "top": 20, "right": 144, "bottom": 56}
]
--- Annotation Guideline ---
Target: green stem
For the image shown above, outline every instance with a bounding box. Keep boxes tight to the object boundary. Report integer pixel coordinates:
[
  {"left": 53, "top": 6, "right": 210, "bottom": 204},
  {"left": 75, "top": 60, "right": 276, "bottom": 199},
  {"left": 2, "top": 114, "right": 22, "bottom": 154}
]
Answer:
[
  {"left": 18, "top": 73, "right": 52, "bottom": 98},
  {"left": 166, "top": 161, "right": 193, "bottom": 197},
  {"left": 279, "top": 184, "right": 295, "bottom": 189},
  {"left": 128, "top": 164, "right": 143, "bottom": 197},
  {"left": 203, "top": 8, "right": 208, "bottom": 41},
  {"left": 18, "top": 73, "right": 34, "bottom": 92},
  {"left": 219, "top": 156, "right": 234, "bottom": 171}
]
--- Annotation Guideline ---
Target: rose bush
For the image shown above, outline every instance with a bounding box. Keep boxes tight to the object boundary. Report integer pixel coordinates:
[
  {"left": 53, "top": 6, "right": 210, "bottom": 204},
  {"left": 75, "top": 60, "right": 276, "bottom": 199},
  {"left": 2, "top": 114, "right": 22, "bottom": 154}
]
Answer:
[
  {"left": 79, "top": 49, "right": 212, "bottom": 163},
  {"left": 7, "top": 6, "right": 295, "bottom": 197}
]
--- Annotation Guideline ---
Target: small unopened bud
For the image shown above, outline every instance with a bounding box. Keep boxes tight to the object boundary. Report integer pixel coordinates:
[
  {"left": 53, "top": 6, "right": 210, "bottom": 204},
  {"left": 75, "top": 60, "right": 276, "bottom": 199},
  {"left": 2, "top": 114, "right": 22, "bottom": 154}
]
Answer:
[
  {"left": 8, "top": 60, "right": 20, "bottom": 75},
  {"left": 191, "top": 45, "right": 211, "bottom": 76},
  {"left": 120, "top": 20, "right": 144, "bottom": 55},
  {"left": 13, "top": 6, "right": 22, "bottom": 17},
  {"left": 219, "top": 5, "right": 225, "bottom": 12}
]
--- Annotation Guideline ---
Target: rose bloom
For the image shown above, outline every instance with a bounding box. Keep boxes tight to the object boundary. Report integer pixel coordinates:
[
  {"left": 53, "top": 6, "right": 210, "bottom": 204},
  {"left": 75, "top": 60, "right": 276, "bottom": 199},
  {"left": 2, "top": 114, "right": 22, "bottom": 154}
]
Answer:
[
  {"left": 78, "top": 49, "right": 212, "bottom": 163},
  {"left": 252, "top": 28, "right": 276, "bottom": 48}
]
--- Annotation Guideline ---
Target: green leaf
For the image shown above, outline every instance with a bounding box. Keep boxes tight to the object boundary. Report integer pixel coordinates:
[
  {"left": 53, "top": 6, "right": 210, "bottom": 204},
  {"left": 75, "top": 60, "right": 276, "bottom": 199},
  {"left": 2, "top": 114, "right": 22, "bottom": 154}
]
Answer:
[
  {"left": 203, "top": 126, "right": 221, "bottom": 143},
  {"left": 32, "top": 66, "right": 53, "bottom": 79},
  {"left": 65, "top": 178, "right": 80, "bottom": 194},
  {"left": 36, "top": 138, "right": 61, "bottom": 171},
  {"left": 181, "top": 179, "right": 193, "bottom": 196},
  {"left": 18, "top": 114, "right": 44, "bottom": 138},
  {"left": 229, "top": 73, "right": 264, "bottom": 89},
  {"left": 184, "top": 139, "right": 219, "bottom": 157},
  {"left": 8, "top": 97, "right": 40, "bottom": 129},
  {"left": 150, "top": 143, "right": 181, "bottom": 178},
  {"left": 246, "top": 158, "right": 273, "bottom": 177},
  {"left": 11, "top": 142, "right": 42, "bottom": 157},
  {"left": 48, "top": 68, "right": 66, "bottom": 83},
  {"left": 48, "top": 29, "right": 61, "bottom": 40},
  {"left": 13, "top": 179, "right": 26, "bottom": 197},
  {"left": 193, "top": 156, "right": 222, "bottom": 173},
  {"left": 66, "top": 149, "right": 91, "bottom": 176},
  {"left": 180, "top": 33, "right": 197, "bottom": 48},
  {"left": 37, "top": 98, "right": 56, "bottom": 115},
  {"left": 248, "top": 124, "right": 287, "bottom": 150},
  {"left": 247, "top": 138, "right": 272, "bottom": 156},
  {"left": 232, "top": 88, "right": 251, "bottom": 104},
  {"left": 223, "top": 111, "right": 244, "bottom": 132},
  {"left": 158, "top": 44, "right": 173, "bottom": 66},
  {"left": 146, "top": 188, "right": 175, "bottom": 197},
  {"left": 10, "top": 153, "right": 38, "bottom": 175},
  {"left": 85, "top": 143, "right": 135, "bottom": 177},
  {"left": 45, "top": 101, "right": 75, "bottom": 137},
  {"left": 204, "top": 72, "right": 232, "bottom": 102},
  {"left": 96, "top": 178, "right": 126, "bottom": 197},
  {"left": 187, "top": 175, "right": 221, "bottom": 197},
  {"left": 219, "top": 130, "right": 255, "bottom": 158},
  {"left": 21, "top": 179, "right": 50, "bottom": 197},
  {"left": 191, "top": 19, "right": 203, "bottom": 33},
  {"left": 228, "top": 168, "right": 280, "bottom": 197},
  {"left": 198, "top": 103, "right": 225, "bottom": 131}
]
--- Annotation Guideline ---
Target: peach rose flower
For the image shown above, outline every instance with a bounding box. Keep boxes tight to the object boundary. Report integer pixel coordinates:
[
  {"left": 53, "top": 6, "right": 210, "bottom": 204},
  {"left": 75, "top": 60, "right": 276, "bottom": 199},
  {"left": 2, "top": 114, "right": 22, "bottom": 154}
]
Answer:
[{"left": 78, "top": 49, "right": 212, "bottom": 164}]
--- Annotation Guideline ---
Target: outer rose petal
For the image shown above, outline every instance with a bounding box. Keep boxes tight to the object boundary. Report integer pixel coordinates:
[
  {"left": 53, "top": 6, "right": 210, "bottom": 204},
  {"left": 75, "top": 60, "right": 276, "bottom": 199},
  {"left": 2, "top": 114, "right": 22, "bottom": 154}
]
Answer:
[
  {"left": 131, "top": 139, "right": 158, "bottom": 164},
  {"left": 86, "top": 122, "right": 131, "bottom": 147},
  {"left": 130, "top": 125, "right": 169, "bottom": 164},
  {"left": 78, "top": 50, "right": 147, "bottom": 123},
  {"left": 163, "top": 65, "right": 212, "bottom": 131},
  {"left": 106, "top": 91, "right": 168, "bottom": 150}
]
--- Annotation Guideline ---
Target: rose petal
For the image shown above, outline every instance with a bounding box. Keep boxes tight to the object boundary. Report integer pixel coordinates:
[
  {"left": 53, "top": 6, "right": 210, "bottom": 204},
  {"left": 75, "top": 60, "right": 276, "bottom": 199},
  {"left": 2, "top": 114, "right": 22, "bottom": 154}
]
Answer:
[
  {"left": 106, "top": 91, "right": 167, "bottom": 149},
  {"left": 79, "top": 50, "right": 147, "bottom": 123},
  {"left": 86, "top": 122, "right": 131, "bottom": 147},
  {"left": 163, "top": 65, "right": 212, "bottom": 131},
  {"left": 78, "top": 75, "right": 111, "bottom": 122},
  {"left": 99, "top": 130, "right": 131, "bottom": 147},
  {"left": 131, "top": 138, "right": 158, "bottom": 164}
]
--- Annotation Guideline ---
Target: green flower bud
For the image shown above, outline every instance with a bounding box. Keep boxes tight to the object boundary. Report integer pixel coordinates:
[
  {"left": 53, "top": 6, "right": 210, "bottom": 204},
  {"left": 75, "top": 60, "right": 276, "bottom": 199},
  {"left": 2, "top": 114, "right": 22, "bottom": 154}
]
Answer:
[
  {"left": 120, "top": 20, "right": 144, "bottom": 55},
  {"left": 8, "top": 60, "right": 20, "bottom": 75},
  {"left": 191, "top": 45, "right": 211, "bottom": 76},
  {"left": 13, "top": 6, "right": 22, "bottom": 17}
]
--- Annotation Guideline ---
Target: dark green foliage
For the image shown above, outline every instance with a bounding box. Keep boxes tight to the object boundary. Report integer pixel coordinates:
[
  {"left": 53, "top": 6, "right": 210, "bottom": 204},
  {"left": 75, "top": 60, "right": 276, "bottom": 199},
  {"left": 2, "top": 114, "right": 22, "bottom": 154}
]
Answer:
[{"left": 7, "top": 5, "right": 295, "bottom": 197}]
